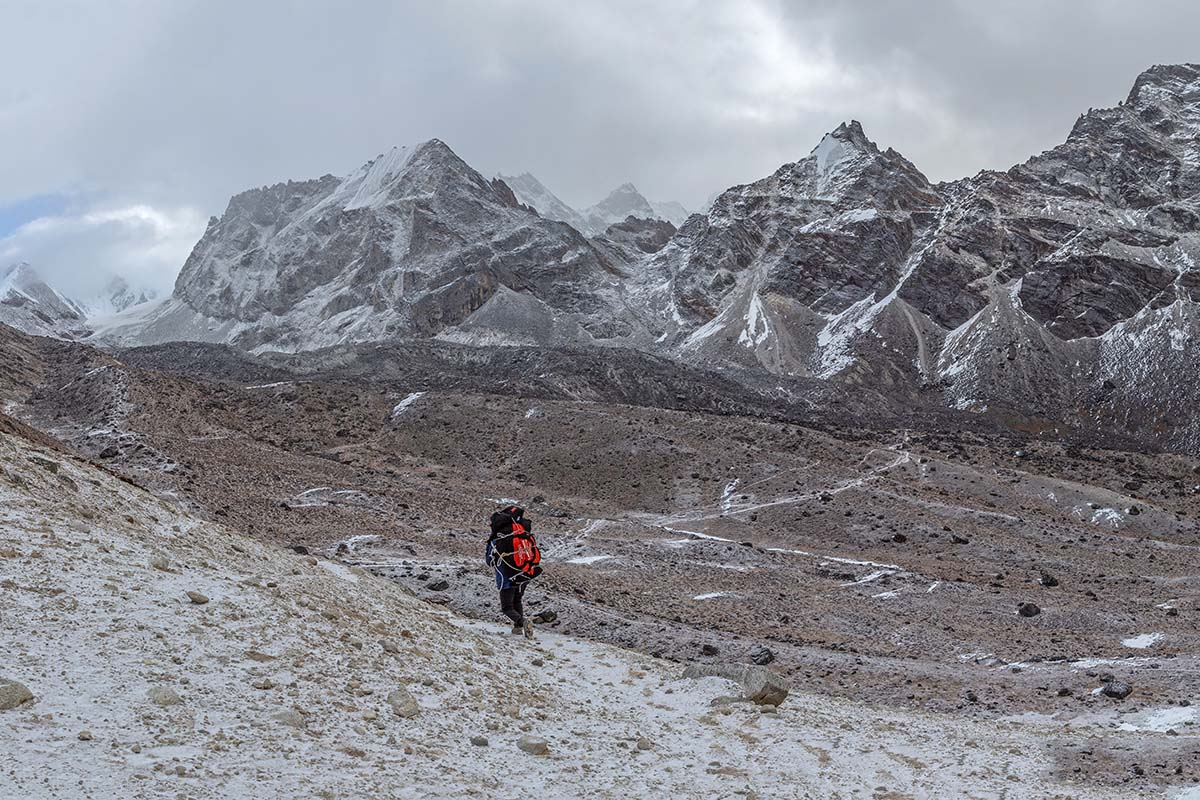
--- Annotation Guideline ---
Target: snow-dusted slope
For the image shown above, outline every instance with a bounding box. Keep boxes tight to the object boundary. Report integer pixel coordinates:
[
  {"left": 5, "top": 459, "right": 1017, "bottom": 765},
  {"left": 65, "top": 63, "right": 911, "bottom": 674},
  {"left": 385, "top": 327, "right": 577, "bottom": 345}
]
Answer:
[
  {"left": 76, "top": 276, "right": 158, "bottom": 318},
  {"left": 581, "top": 182, "right": 689, "bottom": 234},
  {"left": 498, "top": 172, "right": 590, "bottom": 232},
  {"left": 96, "top": 141, "right": 635, "bottom": 352},
  {"left": 640, "top": 64, "right": 1200, "bottom": 450},
  {"left": 0, "top": 263, "right": 90, "bottom": 339},
  {"left": 0, "top": 427, "right": 1129, "bottom": 799},
  {"left": 501, "top": 173, "right": 689, "bottom": 236}
]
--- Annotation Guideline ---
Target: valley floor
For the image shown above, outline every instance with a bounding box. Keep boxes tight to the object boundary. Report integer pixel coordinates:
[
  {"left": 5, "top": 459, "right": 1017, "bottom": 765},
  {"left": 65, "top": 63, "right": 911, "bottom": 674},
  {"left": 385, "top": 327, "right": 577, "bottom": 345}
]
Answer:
[{"left": 0, "top": 430, "right": 1159, "bottom": 799}]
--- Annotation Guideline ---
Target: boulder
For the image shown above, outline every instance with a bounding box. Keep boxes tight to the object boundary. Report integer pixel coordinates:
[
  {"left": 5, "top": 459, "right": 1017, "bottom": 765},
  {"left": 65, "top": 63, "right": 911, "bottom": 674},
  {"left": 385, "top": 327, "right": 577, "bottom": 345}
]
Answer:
[
  {"left": 1101, "top": 680, "right": 1133, "bottom": 700},
  {"left": 387, "top": 687, "right": 420, "bottom": 719},
  {"left": 147, "top": 686, "right": 183, "bottom": 707},
  {"left": 0, "top": 678, "right": 33, "bottom": 710},
  {"left": 517, "top": 735, "right": 549, "bottom": 755},
  {"left": 749, "top": 644, "right": 775, "bottom": 666},
  {"left": 682, "top": 663, "right": 790, "bottom": 706}
]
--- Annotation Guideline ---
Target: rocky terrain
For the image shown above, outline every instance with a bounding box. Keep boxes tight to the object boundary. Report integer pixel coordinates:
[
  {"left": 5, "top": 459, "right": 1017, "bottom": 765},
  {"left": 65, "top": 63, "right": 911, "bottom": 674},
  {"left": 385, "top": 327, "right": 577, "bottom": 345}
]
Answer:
[
  {"left": 5, "top": 403, "right": 1149, "bottom": 799},
  {"left": 2, "top": 321, "right": 1199, "bottom": 796}
]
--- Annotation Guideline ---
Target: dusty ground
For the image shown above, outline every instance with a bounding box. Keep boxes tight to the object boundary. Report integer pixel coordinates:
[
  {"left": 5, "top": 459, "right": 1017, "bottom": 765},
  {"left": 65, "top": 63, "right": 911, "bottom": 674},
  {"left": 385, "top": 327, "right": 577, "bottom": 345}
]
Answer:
[
  {"left": 0, "top": 429, "right": 1143, "bottom": 800},
  {"left": 3, "top": 329, "right": 1200, "bottom": 795}
]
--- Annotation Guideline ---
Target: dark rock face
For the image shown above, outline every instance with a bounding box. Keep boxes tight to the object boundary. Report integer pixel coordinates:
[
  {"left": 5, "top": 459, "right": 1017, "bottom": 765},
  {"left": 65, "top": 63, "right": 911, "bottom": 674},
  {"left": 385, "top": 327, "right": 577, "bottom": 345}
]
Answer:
[{"left": 639, "top": 64, "right": 1200, "bottom": 454}]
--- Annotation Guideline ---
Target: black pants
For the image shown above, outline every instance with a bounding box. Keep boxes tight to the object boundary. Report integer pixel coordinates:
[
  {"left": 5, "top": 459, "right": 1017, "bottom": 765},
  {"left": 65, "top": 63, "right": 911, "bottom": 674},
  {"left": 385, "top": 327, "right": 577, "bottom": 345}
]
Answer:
[{"left": 499, "top": 584, "right": 527, "bottom": 625}]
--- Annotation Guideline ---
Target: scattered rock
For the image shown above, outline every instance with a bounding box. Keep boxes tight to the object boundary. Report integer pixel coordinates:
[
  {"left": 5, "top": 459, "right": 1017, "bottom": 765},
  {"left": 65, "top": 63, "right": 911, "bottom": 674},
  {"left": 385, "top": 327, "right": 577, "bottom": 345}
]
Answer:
[
  {"left": 749, "top": 645, "right": 775, "bottom": 666},
  {"left": 387, "top": 687, "right": 420, "bottom": 719},
  {"left": 891, "top": 533, "right": 908, "bottom": 543},
  {"left": 186, "top": 591, "right": 210, "bottom": 605},
  {"left": 1102, "top": 680, "right": 1133, "bottom": 700},
  {"left": 289, "top": 545, "right": 309, "bottom": 556},
  {"left": 272, "top": 709, "right": 306, "bottom": 728},
  {"left": 1057, "top": 687, "right": 1073, "bottom": 697},
  {"left": 682, "top": 663, "right": 790, "bottom": 706},
  {"left": 517, "top": 735, "right": 549, "bottom": 756},
  {"left": 1127, "top": 505, "right": 1141, "bottom": 516},
  {"left": 427, "top": 580, "right": 450, "bottom": 592},
  {"left": 470, "top": 735, "right": 489, "bottom": 747},
  {"left": 1040, "top": 573, "right": 1059, "bottom": 588},
  {"left": 77, "top": 730, "right": 92, "bottom": 741},
  {"left": 701, "top": 644, "right": 719, "bottom": 656},
  {"left": 1017, "top": 602, "right": 1041, "bottom": 618},
  {"left": 1167, "top": 607, "right": 1180, "bottom": 617},
  {"left": 381, "top": 639, "right": 401, "bottom": 654},
  {"left": 636, "top": 736, "right": 654, "bottom": 751},
  {"left": 951, "top": 534, "right": 969, "bottom": 545},
  {"left": 252, "top": 678, "right": 275, "bottom": 690},
  {"left": 149, "top": 555, "right": 170, "bottom": 571},
  {"left": 146, "top": 686, "right": 182, "bottom": 707},
  {"left": 532, "top": 610, "right": 558, "bottom": 624},
  {"left": 0, "top": 678, "right": 33, "bottom": 710}
]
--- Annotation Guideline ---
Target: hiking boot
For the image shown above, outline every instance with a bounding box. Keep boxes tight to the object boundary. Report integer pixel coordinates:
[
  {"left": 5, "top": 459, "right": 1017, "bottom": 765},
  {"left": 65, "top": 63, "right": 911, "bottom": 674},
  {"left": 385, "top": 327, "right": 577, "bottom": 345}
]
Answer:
[
  {"left": 511, "top": 623, "right": 524, "bottom": 635},
  {"left": 522, "top": 619, "right": 534, "bottom": 639}
]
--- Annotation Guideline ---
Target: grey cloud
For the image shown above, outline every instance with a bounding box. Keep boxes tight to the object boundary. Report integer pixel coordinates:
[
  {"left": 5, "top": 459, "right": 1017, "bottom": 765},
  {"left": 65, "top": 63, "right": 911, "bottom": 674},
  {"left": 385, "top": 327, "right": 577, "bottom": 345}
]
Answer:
[{"left": 2, "top": 0, "right": 1198, "bottom": 294}]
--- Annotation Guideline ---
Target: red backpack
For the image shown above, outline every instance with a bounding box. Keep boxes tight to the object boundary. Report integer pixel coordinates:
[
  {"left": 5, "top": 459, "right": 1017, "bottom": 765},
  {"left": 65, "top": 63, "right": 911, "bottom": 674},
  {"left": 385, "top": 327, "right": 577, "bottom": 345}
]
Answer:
[{"left": 508, "top": 520, "right": 542, "bottom": 583}]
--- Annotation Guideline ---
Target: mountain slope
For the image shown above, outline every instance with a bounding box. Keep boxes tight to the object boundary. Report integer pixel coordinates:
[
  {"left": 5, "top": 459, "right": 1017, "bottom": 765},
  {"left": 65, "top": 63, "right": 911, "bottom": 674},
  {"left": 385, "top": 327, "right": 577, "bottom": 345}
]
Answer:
[
  {"left": 0, "top": 263, "right": 89, "bottom": 340},
  {"left": 644, "top": 64, "right": 1200, "bottom": 452},
  {"left": 502, "top": 172, "right": 689, "bottom": 235},
  {"left": 76, "top": 276, "right": 158, "bottom": 317},
  {"left": 96, "top": 141, "right": 637, "bottom": 352},
  {"left": 0, "top": 424, "right": 1139, "bottom": 800}
]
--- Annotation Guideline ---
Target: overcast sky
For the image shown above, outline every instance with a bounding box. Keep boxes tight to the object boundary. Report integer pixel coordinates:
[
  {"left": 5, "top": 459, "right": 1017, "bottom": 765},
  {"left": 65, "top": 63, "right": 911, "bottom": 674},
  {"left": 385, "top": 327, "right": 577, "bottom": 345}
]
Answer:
[{"left": 1, "top": 0, "right": 1197, "bottom": 297}]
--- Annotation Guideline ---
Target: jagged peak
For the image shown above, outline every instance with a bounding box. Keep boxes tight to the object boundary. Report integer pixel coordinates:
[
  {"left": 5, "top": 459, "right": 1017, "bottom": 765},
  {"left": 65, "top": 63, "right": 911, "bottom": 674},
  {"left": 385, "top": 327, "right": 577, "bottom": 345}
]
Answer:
[{"left": 1126, "top": 62, "right": 1200, "bottom": 104}]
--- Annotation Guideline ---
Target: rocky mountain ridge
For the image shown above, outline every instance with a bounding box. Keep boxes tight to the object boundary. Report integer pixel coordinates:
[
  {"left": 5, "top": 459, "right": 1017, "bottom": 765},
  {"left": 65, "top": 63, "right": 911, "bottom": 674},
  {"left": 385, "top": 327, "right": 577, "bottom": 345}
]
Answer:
[{"left": 82, "top": 63, "right": 1200, "bottom": 453}]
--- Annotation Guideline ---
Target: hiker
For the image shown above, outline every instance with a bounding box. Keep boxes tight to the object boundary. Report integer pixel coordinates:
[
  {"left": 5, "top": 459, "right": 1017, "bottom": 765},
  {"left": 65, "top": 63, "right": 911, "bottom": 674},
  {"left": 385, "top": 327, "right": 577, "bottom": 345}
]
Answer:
[{"left": 486, "top": 505, "right": 542, "bottom": 638}]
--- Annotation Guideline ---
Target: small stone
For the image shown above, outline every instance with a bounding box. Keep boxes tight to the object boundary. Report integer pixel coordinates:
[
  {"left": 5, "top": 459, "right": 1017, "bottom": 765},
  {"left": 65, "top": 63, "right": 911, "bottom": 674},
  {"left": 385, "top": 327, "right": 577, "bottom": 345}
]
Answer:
[
  {"left": 701, "top": 644, "right": 719, "bottom": 656},
  {"left": 470, "top": 735, "right": 489, "bottom": 747},
  {"left": 427, "top": 579, "right": 450, "bottom": 591},
  {"left": 636, "top": 736, "right": 653, "bottom": 751},
  {"left": 1057, "top": 687, "right": 1073, "bottom": 697},
  {"left": 951, "top": 534, "right": 969, "bottom": 545},
  {"left": 186, "top": 591, "right": 209, "bottom": 605},
  {"left": 252, "top": 678, "right": 275, "bottom": 690},
  {"left": 0, "top": 678, "right": 34, "bottom": 710},
  {"left": 77, "top": 730, "right": 92, "bottom": 741},
  {"left": 517, "top": 735, "right": 549, "bottom": 756},
  {"left": 749, "top": 645, "right": 775, "bottom": 666},
  {"left": 1017, "top": 602, "right": 1041, "bottom": 617},
  {"left": 147, "top": 686, "right": 183, "bottom": 707},
  {"left": 1101, "top": 680, "right": 1133, "bottom": 700},
  {"left": 149, "top": 556, "right": 170, "bottom": 572},
  {"left": 532, "top": 610, "right": 558, "bottom": 624},
  {"left": 1040, "top": 573, "right": 1059, "bottom": 588},
  {"left": 531, "top": 658, "right": 545, "bottom": 667},
  {"left": 388, "top": 687, "right": 420, "bottom": 719},
  {"left": 892, "top": 533, "right": 908, "bottom": 543},
  {"left": 1167, "top": 607, "right": 1179, "bottom": 617},
  {"left": 272, "top": 709, "right": 306, "bottom": 728},
  {"left": 381, "top": 639, "right": 400, "bottom": 654}
]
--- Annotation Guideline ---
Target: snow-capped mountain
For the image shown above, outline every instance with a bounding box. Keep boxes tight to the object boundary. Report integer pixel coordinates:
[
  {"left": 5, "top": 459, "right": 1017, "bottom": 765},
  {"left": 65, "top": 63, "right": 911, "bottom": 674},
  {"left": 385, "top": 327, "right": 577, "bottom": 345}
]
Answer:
[
  {"left": 91, "top": 63, "right": 1200, "bottom": 452},
  {"left": 97, "top": 140, "right": 640, "bottom": 351},
  {"left": 497, "top": 172, "right": 590, "bottom": 232},
  {"left": 642, "top": 63, "right": 1200, "bottom": 451},
  {"left": 77, "top": 276, "right": 158, "bottom": 317},
  {"left": 501, "top": 172, "right": 689, "bottom": 235},
  {"left": 0, "top": 263, "right": 90, "bottom": 339}
]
